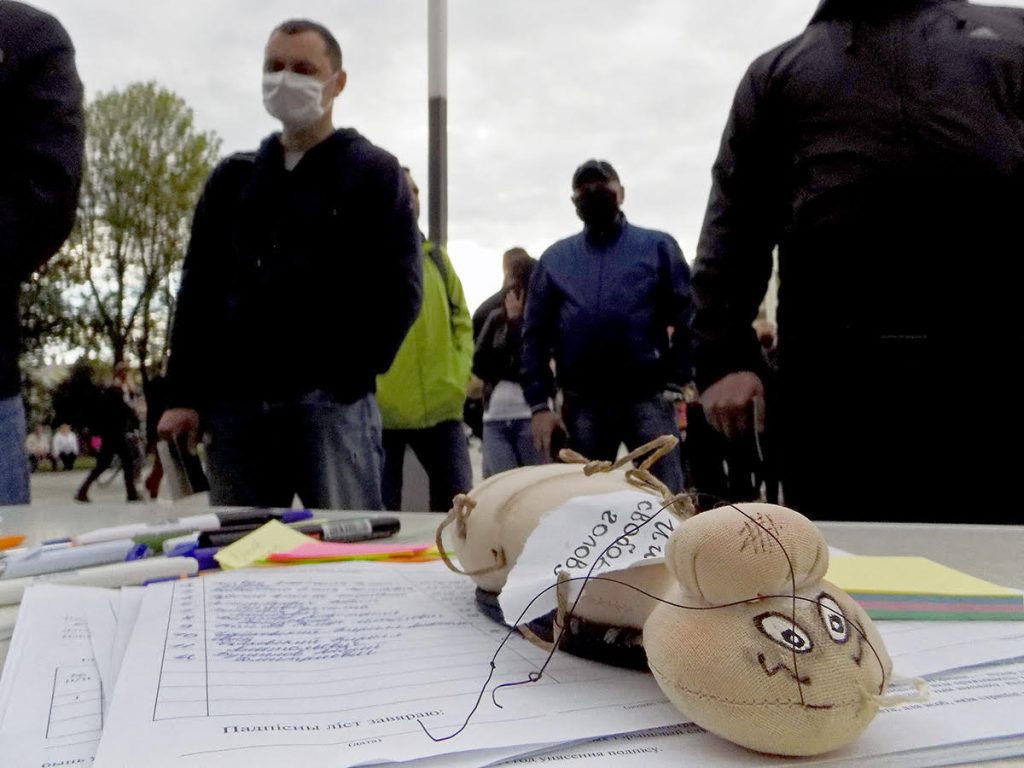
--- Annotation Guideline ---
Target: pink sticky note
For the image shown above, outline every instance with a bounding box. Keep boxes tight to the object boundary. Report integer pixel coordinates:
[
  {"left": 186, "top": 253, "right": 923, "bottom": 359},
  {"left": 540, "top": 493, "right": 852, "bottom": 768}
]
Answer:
[{"left": 268, "top": 541, "right": 433, "bottom": 562}]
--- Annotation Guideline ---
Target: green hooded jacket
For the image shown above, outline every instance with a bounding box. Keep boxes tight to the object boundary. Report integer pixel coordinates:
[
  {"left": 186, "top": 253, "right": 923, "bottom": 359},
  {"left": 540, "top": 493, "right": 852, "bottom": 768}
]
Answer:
[{"left": 376, "top": 242, "right": 472, "bottom": 429}]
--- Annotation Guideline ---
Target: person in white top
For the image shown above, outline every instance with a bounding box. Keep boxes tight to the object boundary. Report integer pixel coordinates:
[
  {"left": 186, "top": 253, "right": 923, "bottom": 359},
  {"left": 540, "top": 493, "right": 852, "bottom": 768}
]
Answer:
[
  {"left": 52, "top": 423, "right": 80, "bottom": 471},
  {"left": 472, "top": 256, "right": 546, "bottom": 477},
  {"left": 24, "top": 424, "right": 54, "bottom": 472}
]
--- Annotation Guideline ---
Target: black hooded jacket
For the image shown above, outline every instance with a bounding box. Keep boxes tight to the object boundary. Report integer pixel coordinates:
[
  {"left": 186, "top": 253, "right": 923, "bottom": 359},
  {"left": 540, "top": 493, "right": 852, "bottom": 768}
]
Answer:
[
  {"left": 164, "top": 129, "right": 422, "bottom": 409},
  {"left": 0, "top": 2, "right": 84, "bottom": 398},
  {"left": 692, "top": 0, "right": 1024, "bottom": 387}
]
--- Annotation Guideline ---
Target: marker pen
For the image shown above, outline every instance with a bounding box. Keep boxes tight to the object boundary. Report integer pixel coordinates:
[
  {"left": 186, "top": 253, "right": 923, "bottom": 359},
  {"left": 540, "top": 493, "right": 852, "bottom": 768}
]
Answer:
[
  {"left": 157, "top": 517, "right": 329, "bottom": 554},
  {"left": 0, "top": 538, "right": 141, "bottom": 580},
  {"left": 165, "top": 542, "right": 222, "bottom": 572},
  {"left": 0, "top": 541, "right": 73, "bottom": 560},
  {"left": 0, "top": 557, "right": 199, "bottom": 606},
  {"left": 73, "top": 508, "right": 313, "bottom": 546},
  {"left": 199, "top": 516, "right": 401, "bottom": 548}
]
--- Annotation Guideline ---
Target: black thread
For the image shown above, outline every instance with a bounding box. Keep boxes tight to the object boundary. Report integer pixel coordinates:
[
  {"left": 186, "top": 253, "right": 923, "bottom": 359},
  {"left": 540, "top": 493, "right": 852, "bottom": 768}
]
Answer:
[{"left": 417, "top": 496, "right": 889, "bottom": 741}]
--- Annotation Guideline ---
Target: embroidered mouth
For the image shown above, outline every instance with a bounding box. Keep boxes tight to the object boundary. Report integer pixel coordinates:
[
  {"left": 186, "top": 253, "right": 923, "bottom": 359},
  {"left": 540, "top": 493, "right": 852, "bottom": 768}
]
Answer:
[{"left": 758, "top": 653, "right": 811, "bottom": 685}]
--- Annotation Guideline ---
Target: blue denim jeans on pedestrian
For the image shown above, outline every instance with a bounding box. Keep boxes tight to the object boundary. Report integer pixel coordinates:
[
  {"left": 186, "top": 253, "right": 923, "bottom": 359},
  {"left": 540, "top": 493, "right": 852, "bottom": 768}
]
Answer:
[
  {"left": 204, "top": 391, "right": 384, "bottom": 510},
  {"left": 482, "top": 417, "right": 544, "bottom": 478},
  {"left": 563, "top": 392, "right": 686, "bottom": 493},
  {"left": 0, "top": 394, "right": 30, "bottom": 505}
]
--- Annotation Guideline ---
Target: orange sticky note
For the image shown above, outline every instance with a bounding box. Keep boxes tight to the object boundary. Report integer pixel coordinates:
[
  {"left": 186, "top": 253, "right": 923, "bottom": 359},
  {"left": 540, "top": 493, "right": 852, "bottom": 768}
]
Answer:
[
  {"left": 267, "top": 541, "right": 433, "bottom": 562},
  {"left": 0, "top": 535, "right": 26, "bottom": 551}
]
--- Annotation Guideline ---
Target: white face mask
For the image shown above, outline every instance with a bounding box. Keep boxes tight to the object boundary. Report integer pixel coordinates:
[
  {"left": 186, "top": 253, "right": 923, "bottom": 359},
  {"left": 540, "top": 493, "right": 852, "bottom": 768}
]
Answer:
[{"left": 262, "top": 70, "right": 332, "bottom": 130}]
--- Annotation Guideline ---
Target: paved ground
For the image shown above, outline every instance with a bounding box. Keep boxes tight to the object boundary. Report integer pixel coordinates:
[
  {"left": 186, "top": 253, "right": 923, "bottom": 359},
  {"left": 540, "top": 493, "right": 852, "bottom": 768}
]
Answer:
[{"left": 28, "top": 439, "right": 487, "bottom": 510}]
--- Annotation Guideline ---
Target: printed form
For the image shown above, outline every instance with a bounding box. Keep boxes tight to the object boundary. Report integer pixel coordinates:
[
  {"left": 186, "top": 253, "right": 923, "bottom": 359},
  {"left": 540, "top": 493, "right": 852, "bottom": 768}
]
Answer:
[
  {"left": 0, "top": 585, "right": 115, "bottom": 768},
  {"left": 495, "top": 662, "right": 1024, "bottom": 767},
  {"left": 93, "top": 562, "right": 685, "bottom": 767}
]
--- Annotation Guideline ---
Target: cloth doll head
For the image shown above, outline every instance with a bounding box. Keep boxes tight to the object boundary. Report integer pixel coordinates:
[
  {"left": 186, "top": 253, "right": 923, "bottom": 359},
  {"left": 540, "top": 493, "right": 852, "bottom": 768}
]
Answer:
[{"left": 644, "top": 503, "right": 893, "bottom": 756}]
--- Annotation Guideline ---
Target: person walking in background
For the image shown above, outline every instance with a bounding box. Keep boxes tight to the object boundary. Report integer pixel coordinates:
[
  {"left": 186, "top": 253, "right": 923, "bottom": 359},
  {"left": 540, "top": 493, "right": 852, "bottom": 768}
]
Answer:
[
  {"left": 473, "top": 254, "right": 544, "bottom": 477},
  {"left": 158, "top": 19, "right": 422, "bottom": 510},
  {"left": 376, "top": 169, "right": 473, "bottom": 512},
  {"left": 75, "top": 365, "right": 142, "bottom": 502},
  {"left": 0, "top": 2, "right": 84, "bottom": 504},
  {"left": 52, "top": 423, "right": 80, "bottom": 470},
  {"left": 693, "top": 0, "right": 1024, "bottom": 523},
  {"left": 522, "top": 160, "right": 693, "bottom": 492}
]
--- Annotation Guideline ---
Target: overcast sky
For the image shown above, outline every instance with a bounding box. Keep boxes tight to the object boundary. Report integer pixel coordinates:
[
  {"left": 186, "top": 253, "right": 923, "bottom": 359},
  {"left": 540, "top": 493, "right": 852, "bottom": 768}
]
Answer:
[{"left": 27, "top": 0, "right": 1024, "bottom": 312}]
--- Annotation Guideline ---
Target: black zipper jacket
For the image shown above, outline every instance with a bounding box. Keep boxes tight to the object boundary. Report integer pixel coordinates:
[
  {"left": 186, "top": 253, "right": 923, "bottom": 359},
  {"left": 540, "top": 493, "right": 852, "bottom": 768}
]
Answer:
[
  {"left": 0, "top": 1, "right": 83, "bottom": 398},
  {"left": 165, "top": 129, "right": 422, "bottom": 409},
  {"left": 693, "top": 0, "right": 1024, "bottom": 388}
]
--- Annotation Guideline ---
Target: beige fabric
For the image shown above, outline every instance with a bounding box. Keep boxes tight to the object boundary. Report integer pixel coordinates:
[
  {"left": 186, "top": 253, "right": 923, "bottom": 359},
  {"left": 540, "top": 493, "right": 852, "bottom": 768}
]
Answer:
[
  {"left": 440, "top": 463, "right": 677, "bottom": 629},
  {"left": 666, "top": 503, "right": 829, "bottom": 605},
  {"left": 644, "top": 504, "right": 892, "bottom": 756}
]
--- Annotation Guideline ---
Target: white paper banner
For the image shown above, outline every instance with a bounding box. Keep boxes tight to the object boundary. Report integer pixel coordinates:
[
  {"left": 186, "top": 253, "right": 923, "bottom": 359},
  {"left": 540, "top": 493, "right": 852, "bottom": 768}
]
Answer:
[{"left": 499, "top": 490, "right": 679, "bottom": 625}]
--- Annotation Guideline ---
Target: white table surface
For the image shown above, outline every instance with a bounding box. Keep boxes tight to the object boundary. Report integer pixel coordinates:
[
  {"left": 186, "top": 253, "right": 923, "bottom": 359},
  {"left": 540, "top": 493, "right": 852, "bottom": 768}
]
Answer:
[{"left": 1, "top": 504, "right": 1022, "bottom": 767}]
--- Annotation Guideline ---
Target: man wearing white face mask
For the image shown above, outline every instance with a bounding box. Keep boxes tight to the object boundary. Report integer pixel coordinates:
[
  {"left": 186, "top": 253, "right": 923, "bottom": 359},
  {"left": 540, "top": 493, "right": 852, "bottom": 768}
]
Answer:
[{"left": 158, "top": 19, "right": 422, "bottom": 510}]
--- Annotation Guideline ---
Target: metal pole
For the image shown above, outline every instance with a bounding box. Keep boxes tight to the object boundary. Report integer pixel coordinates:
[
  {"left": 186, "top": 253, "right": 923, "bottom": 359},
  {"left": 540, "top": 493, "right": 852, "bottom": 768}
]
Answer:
[{"left": 428, "top": 0, "right": 448, "bottom": 247}]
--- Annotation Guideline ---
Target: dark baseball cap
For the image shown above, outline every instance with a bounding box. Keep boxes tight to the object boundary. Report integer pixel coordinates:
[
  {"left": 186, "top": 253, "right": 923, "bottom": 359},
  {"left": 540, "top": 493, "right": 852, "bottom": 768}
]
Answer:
[{"left": 571, "top": 159, "right": 620, "bottom": 189}]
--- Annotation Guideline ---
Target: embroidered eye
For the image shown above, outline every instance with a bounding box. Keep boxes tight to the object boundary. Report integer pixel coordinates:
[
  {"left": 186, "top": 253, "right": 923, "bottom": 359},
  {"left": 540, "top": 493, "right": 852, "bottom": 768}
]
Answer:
[
  {"left": 817, "top": 593, "right": 850, "bottom": 644},
  {"left": 755, "top": 613, "right": 813, "bottom": 653}
]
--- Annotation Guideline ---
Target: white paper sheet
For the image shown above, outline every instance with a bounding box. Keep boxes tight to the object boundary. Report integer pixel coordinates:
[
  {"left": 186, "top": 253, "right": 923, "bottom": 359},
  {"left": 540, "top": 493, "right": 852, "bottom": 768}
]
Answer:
[
  {"left": 84, "top": 588, "right": 119, "bottom": 716},
  {"left": 490, "top": 662, "right": 1024, "bottom": 767},
  {"left": 499, "top": 490, "right": 679, "bottom": 624},
  {"left": 879, "top": 620, "right": 1024, "bottom": 678},
  {"left": 0, "top": 585, "right": 114, "bottom": 767},
  {"left": 93, "top": 562, "right": 685, "bottom": 767},
  {"left": 109, "top": 586, "right": 144, "bottom": 688}
]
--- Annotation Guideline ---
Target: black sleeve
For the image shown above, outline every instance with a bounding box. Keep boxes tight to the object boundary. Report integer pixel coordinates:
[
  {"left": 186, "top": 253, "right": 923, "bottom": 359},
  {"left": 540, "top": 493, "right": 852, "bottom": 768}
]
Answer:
[
  {"left": 692, "top": 61, "right": 784, "bottom": 388},
  {"left": 364, "top": 156, "right": 423, "bottom": 374},
  {"left": 472, "top": 308, "right": 503, "bottom": 384},
  {"left": 0, "top": 9, "right": 84, "bottom": 283},
  {"left": 520, "top": 258, "right": 558, "bottom": 409},
  {"left": 164, "top": 161, "right": 237, "bottom": 410}
]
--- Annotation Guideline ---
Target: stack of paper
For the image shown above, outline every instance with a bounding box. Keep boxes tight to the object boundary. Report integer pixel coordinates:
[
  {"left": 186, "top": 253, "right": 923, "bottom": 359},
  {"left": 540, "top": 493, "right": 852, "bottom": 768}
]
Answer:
[
  {"left": 827, "top": 555, "right": 1024, "bottom": 620},
  {"left": 2, "top": 562, "right": 1024, "bottom": 767}
]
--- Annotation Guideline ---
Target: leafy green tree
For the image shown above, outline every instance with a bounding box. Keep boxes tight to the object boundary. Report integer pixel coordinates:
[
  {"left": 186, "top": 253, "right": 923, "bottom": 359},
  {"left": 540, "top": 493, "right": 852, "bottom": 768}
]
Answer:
[{"left": 61, "top": 82, "right": 221, "bottom": 385}]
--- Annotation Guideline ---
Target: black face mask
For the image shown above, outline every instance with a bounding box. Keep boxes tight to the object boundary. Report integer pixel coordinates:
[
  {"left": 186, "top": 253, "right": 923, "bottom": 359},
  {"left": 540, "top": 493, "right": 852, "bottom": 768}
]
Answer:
[{"left": 574, "top": 187, "right": 620, "bottom": 229}]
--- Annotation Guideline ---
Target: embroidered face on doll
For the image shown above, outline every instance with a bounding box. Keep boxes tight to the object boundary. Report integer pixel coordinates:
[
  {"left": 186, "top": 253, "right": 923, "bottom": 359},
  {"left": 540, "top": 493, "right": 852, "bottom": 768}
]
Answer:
[{"left": 643, "top": 503, "right": 893, "bottom": 757}]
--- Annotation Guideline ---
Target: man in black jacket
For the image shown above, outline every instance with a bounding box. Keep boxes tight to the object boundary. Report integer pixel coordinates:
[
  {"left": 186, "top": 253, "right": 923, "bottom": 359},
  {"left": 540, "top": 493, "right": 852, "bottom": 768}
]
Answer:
[
  {"left": 693, "top": 0, "right": 1024, "bottom": 523},
  {"left": 0, "top": 2, "right": 84, "bottom": 505},
  {"left": 158, "top": 19, "right": 421, "bottom": 510}
]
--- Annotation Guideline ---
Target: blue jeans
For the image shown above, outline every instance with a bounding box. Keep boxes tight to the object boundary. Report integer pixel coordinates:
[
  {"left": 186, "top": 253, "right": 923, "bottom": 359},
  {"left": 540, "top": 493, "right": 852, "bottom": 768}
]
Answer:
[
  {"left": 0, "top": 394, "right": 30, "bottom": 505},
  {"left": 482, "top": 418, "right": 543, "bottom": 478},
  {"left": 204, "top": 391, "right": 384, "bottom": 510},
  {"left": 563, "top": 393, "right": 686, "bottom": 493},
  {"left": 382, "top": 420, "right": 473, "bottom": 512}
]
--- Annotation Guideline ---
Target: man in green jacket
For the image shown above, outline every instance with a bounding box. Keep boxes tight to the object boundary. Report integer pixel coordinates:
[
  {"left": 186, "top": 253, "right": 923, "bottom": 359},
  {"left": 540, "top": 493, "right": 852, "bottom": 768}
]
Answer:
[{"left": 376, "top": 170, "right": 473, "bottom": 511}]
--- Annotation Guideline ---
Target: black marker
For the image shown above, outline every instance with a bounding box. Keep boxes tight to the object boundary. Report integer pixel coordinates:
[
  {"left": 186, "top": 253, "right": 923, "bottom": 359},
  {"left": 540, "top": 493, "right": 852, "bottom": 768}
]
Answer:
[{"left": 199, "top": 516, "right": 401, "bottom": 548}]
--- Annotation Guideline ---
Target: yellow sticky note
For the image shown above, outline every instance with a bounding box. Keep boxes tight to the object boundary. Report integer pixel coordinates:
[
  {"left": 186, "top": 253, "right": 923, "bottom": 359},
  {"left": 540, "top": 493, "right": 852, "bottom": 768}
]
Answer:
[
  {"left": 826, "top": 556, "right": 1020, "bottom": 597},
  {"left": 214, "top": 520, "right": 315, "bottom": 570}
]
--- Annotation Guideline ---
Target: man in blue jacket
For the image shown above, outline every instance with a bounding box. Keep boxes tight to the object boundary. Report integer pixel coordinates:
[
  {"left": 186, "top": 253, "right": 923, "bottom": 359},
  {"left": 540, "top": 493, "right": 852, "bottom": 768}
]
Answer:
[
  {"left": 158, "top": 19, "right": 421, "bottom": 510},
  {"left": 0, "top": 2, "right": 84, "bottom": 504},
  {"left": 522, "top": 160, "right": 692, "bottom": 492}
]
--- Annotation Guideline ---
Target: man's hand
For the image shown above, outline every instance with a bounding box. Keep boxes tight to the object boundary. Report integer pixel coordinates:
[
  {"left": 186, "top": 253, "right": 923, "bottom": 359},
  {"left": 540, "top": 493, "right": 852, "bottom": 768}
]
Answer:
[
  {"left": 157, "top": 407, "right": 201, "bottom": 451},
  {"left": 700, "top": 371, "right": 765, "bottom": 439},
  {"left": 531, "top": 409, "right": 566, "bottom": 458}
]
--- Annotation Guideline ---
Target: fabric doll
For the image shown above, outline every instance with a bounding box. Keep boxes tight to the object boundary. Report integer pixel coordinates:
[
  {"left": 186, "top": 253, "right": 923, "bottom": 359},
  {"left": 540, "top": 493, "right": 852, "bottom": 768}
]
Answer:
[
  {"left": 644, "top": 502, "right": 896, "bottom": 756},
  {"left": 437, "top": 437, "right": 691, "bottom": 667}
]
